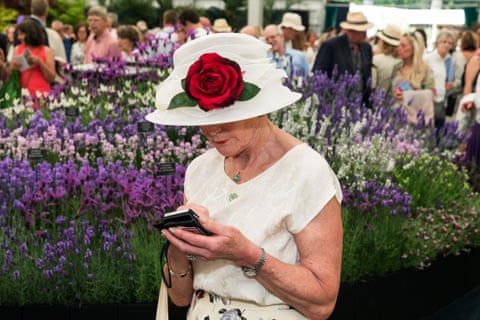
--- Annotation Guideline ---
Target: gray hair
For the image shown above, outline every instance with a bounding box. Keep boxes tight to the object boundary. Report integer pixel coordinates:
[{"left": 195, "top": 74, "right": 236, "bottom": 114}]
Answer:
[{"left": 87, "top": 6, "right": 108, "bottom": 20}]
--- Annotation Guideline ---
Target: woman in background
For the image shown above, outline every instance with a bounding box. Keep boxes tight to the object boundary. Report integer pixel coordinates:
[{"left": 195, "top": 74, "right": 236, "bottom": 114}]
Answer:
[
  {"left": 117, "top": 25, "right": 143, "bottom": 62},
  {"left": 10, "top": 18, "right": 55, "bottom": 108},
  {"left": 372, "top": 23, "right": 402, "bottom": 93},
  {"left": 392, "top": 31, "right": 435, "bottom": 125},
  {"left": 70, "top": 23, "right": 89, "bottom": 65},
  {"left": 424, "top": 30, "right": 455, "bottom": 129}
]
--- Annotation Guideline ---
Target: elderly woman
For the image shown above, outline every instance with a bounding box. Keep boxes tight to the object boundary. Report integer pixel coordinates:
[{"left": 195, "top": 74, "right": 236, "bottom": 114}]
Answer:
[
  {"left": 424, "top": 30, "right": 455, "bottom": 129},
  {"left": 146, "top": 33, "right": 343, "bottom": 320}
]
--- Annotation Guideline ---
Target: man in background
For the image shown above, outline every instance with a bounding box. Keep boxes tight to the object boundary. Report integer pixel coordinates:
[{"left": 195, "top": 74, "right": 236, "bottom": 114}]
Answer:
[
  {"left": 264, "top": 24, "right": 309, "bottom": 80},
  {"left": 179, "top": 9, "right": 210, "bottom": 42},
  {"left": 84, "top": 6, "right": 121, "bottom": 64},
  {"left": 312, "top": 11, "right": 374, "bottom": 106}
]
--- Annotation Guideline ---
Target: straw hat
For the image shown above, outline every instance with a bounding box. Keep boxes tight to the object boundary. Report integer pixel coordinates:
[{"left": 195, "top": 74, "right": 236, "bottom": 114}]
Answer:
[
  {"left": 340, "top": 11, "right": 374, "bottom": 32},
  {"left": 212, "top": 18, "right": 232, "bottom": 33},
  {"left": 145, "top": 33, "right": 301, "bottom": 126},
  {"left": 376, "top": 24, "right": 402, "bottom": 46},
  {"left": 279, "top": 12, "right": 305, "bottom": 31}
]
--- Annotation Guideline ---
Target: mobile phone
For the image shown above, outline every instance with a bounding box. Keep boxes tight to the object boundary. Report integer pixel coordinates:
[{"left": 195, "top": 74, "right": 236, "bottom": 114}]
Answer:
[
  {"left": 398, "top": 80, "right": 412, "bottom": 91},
  {"left": 154, "top": 209, "right": 212, "bottom": 236}
]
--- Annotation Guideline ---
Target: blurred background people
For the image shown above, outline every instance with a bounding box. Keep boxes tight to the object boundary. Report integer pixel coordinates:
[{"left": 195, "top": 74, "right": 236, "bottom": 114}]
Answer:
[
  {"left": 52, "top": 20, "right": 73, "bottom": 63},
  {"left": 179, "top": 9, "right": 210, "bottom": 42},
  {"left": 264, "top": 24, "right": 309, "bottom": 80},
  {"left": 152, "top": 9, "right": 180, "bottom": 61},
  {"left": 10, "top": 18, "right": 56, "bottom": 108},
  {"left": 117, "top": 25, "right": 143, "bottom": 61},
  {"left": 4, "top": 24, "right": 16, "bottom": 63},
  {"left": 279, "top": 12, "right": 306, "bottom": 51},
  {"left": 424, "top": 30, "right": 455, "bottom": 129},
  {"left": 393, "top": 31, "right": 435, "bottom": 125},
  {"left": 84, "top": 5, "right": 121, "bottom": 64},
  {"left": 372, "top": 24, "right": 402, "bottom": 93},
  {"left": 70, "top": 23, "right": 89, "bottom": 65},
  {"left": 455, "top": 31, "right": 480, "bottom": 133},
  {"left": 312, "top": 11, "right": 374, "bottom": 106}
]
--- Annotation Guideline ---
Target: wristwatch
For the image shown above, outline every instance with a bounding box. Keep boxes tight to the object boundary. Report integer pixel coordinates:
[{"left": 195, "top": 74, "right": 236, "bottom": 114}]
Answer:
[{"left": 242, "top": 247, "right": 267, "bottom": 277}]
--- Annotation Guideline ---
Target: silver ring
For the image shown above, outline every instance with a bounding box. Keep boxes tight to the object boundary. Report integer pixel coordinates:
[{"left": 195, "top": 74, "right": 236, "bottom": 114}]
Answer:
[{"left": 186, "top": 253, "right": 197, "bottom": 261}]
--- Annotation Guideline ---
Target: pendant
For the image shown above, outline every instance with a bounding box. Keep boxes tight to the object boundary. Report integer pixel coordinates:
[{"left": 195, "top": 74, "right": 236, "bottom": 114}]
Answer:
[{"left": 233, "top": 171, "right": 240, "bottom": 183}]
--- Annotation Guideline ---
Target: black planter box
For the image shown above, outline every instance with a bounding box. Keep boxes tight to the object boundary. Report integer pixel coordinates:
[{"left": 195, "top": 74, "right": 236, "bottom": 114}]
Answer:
[
  {"left": 1, "top": 248, "right": 479, "bottom": 320},
  {"left": 330, "top": 248, "right": 480, "bottom": 320}
]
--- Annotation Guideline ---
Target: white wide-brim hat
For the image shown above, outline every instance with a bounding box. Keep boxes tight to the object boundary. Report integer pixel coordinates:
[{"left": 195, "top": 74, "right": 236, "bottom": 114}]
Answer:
[
  {"left": 279, "top": 12, "right": 305, "bottom": 32},
  {"left": 340, "top": 11, "right": 374, "bottom": 32},
  {"left": 145, "top": 33, "right": 301, "bottom": 126},
  {"left": 376, "top": 23, "right": 402, "bottom": 46}
]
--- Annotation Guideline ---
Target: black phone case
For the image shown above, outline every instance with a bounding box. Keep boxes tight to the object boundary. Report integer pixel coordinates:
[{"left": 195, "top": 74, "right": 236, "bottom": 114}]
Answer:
[{"left": 154, "top": 209, "right": 212, "bottom": 235}]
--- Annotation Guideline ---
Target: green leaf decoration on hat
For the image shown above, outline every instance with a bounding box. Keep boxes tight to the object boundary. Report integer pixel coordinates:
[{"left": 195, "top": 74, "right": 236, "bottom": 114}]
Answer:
[
  {"left": 168, "top": 93, "right": 197, "bottom": 110},
  {"left": 168, "top": 79, "right": 197, "bottom": 110},
  {"left": 239, "top": 82, "right": 260, "bottom": 101}
]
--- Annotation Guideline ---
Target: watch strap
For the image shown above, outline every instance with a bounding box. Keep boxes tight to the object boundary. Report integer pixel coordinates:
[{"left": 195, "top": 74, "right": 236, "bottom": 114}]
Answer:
[{"left": 242, "top": 247, "right": 267, "bottom": 277}]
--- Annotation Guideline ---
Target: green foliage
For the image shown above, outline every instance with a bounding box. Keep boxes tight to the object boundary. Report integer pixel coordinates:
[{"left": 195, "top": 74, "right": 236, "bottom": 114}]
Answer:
[
  {"left": 130, "top": 222, "right": 164, "bottom": 302},
  {"left": 0, "top": 5, "right": 18, "bottom": 32},
  {"left": 155, "top": 0, "right": 174, "bottom": 10},
  {"left": 109, "top": 0, "right": 160, "bottom": 28},
  {"left": 341, "top": 209, "right": 408, "bottom": 282},
  {"left": 47, "top": 0, "right": 88, "bottom": 27},
  {"left": 392, "top": 154, "right": 472, "bottom": 211}
]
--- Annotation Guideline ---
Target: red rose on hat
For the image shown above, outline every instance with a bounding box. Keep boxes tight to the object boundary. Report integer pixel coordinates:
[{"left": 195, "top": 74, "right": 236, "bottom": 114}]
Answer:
[
  {"left": 168, "top": 52, "right": 260, "bottom": 112},
  {"left": 186, "top": 53, "right": 243, "bottom": 111}
]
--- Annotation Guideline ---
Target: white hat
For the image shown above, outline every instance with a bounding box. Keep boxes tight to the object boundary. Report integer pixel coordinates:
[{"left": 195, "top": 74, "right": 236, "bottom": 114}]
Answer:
[
  {"left": 340, "top": 12, "right": 374, "bottom": 32},
  {"left": 212, "top": 18, "right": 232, "bottom": 33},
  {"left": 279, "top": 12, "right": 305, "bottom": 32},
  {"left": 376, "top": 24, "right": 402, "bottom": 46},
  {"left": 145, "top": 33, "right": 301, "bottom": 126}
]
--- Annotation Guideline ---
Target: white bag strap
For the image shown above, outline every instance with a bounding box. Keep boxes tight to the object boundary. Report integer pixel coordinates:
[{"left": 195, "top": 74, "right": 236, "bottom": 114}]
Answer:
[{"left": 156, "top": 278, "right": 169, "bottom": 320}]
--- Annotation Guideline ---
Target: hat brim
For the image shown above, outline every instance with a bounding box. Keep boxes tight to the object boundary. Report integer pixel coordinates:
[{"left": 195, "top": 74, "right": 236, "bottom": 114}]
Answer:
[
  {"left": 376, "top": 31, "right": 400, "bottom": 46},
  {"left": 212, "top": 27, "right": 232, "bottom": 33},
  {"left": 340, "top": 21, "right": 374, "bottom": 32},
  {"left": 145, "top": 87, "right": 301, "bottom": 126},
  {"left": 279, "top": 23, "right": 305, "bottom": 32}
]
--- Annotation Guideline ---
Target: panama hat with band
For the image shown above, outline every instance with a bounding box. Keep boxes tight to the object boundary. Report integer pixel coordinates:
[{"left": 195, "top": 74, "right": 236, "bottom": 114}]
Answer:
[
  {"left": 376, "top": 24, "right": 402, "bottom": 46},
  {"left": 340, "top": 11, "right": 374, "bottom": 32},
  {"left": 279, "top": 12, "right": 305, "bottom": 32},
  {"left": 145, "top": 33, "right": 301, "bottom": 126}
]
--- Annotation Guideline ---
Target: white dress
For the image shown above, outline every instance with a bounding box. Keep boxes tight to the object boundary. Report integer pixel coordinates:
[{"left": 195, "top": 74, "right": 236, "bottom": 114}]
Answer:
[{"left": 184, "top": 143, "right": 342, "bottom": 306}]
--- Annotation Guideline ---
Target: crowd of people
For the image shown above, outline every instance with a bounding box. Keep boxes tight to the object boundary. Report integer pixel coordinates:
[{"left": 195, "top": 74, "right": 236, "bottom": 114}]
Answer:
[
  {"left": 1, "top": 3, "right": 479, "bottom": 121},
  {"left": 1, "top": 2, "right": 479, "bottom": 158}
]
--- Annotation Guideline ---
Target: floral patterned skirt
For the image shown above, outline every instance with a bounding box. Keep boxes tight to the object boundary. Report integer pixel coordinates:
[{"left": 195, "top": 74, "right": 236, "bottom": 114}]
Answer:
[{"left": 186, "top": 290, "right": 308, "bottom": 320}]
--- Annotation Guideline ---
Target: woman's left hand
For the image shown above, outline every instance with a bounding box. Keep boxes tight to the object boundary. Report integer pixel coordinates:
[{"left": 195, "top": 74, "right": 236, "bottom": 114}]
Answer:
[{"left": 161, "top": 203, "right": 254, "bottom": 266}]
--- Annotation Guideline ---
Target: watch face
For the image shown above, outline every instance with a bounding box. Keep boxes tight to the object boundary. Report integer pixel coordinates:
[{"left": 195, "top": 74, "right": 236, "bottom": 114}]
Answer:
[{"left": 242, "top": 267, "right": 256, "bottom": 277}]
